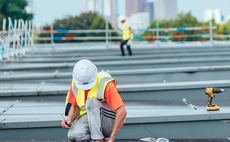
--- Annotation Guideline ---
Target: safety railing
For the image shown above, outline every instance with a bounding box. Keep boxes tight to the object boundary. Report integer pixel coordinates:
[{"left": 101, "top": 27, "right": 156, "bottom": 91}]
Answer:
[
  {"left": 34, "top": 21, "right": 230, "bottom": 47},
  {"left": 0, "top": 17, "right": 36, "bottom": 61}
]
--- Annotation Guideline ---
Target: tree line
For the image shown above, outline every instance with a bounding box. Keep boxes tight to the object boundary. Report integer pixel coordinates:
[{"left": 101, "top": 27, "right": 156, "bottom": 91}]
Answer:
[
  {"left": 142, "top": 12, "right": 230, "bottom": 42},
  {"left": 0, "top": 0, "right": 33, "bottom": 30},
  {"left": 39, "top": 12, "right": 118, "bottom": 44}
]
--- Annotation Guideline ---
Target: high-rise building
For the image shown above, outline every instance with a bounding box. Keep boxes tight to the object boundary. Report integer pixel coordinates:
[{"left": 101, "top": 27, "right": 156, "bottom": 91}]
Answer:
[
  {"left": 116, "top": 0, "right": 125, "bottom": 16},
  {"left": 204, "top": 8, "right": 223, "bottom": 24},
  {"left": 86, "top": 0, "right": 103, "bottom": 15},
  {"left": 111, "top": 0, "right": 117, "bottom": 28},
  {"left": 204, "top": 9, "right": 213, "bottom": 22},
  {"left": 83, "top": 0, "right": 155, "bottom": 29},
  {"left": 126, "top": 0, "right": 145, "bottom": 17},
  {"left": 225, "top": 15, "right": 230, "bottom": 23},
  {"left": 125, "top": 0, "right": 154, "bottom": 24},
  {"left": 154, "top": 0, "right": 177, "bottom": 20},
  {"left": 126, "top": 12, "right": 150, "bottom": 31},
  {"left": 143, "top": 1, "right": 154, "bottom": 22},
  {"left": 103, "top": 0, "right": 112, "bottom": 17},
  {"left": 117, "top": 0, "right": 154, "bottom": 31},
  {"left": 82, "top": 0, "right": 116, "bottom": 28},
  {"left": 102, "top": 0, "right": 116, "bottom": 28}
]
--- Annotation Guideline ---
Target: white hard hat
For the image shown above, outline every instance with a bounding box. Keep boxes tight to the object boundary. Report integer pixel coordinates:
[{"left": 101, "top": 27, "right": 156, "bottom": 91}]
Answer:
[
  {"left": 98, "top": 71, "right": 112, "bottom": 77},
  {"left": 118, "top": 15, "right": 126, "bottom": 22},
  {"left": 72, "top": 59, "right": 97, "bottom": 90}
]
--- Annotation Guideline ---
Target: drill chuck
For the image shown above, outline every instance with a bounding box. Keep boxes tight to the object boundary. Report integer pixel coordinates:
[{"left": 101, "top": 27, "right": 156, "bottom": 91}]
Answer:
[{"left": 212, "top": 88, "right": 224, "bottom": 93}]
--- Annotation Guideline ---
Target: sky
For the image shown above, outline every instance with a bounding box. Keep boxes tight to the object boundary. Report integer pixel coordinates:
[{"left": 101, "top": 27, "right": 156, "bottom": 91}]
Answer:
[
  {"left": 31, "top": 0, "right": 230, "bottom": 27},
  {"left": 177, "top": 0, "right": 230, "bottom": 22}
]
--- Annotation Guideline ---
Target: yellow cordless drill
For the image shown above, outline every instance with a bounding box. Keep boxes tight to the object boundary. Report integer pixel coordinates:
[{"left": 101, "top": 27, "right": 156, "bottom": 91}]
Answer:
[{"left": 205, "top": 88, "right": 224, "bottom": 111}]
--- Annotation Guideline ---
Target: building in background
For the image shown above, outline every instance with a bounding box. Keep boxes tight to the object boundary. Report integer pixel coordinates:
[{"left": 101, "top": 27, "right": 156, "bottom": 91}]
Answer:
[
  {"left": 85, "top": 0, "right": 103, "bottom": 15},
  {"left": 126, "top": 12, "right": 150, "bottom": 32},
  {"left": 103, "top": 0, "right": 117, "bottom": 28},
  {"left": 111, "top": 0, "right": 117, "bottom": 28},
  {"left": 154, "top": 0, "right": 177, "bottom": 20},
  {"left": 81, "top": 0, "right": 154, "bottom": 29},
  {"left": 81, "top": 0, "right": 118, "bottom": 28},
  {"left": 125, "top": 0, "right": 154, "bottom": 21},
  {"left": 103, "top": 0, "right": 112, "bottom": 25},
  {"left": 143, "top": 1, "right": 154, "bottom": 22},
  {"left": 122, "top": 0, "right": 153, "bottom": 31},
  {"left": 225, "top": 15, "right": 230, "bottom": 23},
  {"left": 126, "top": 0, "right": 145, "bottom": 17},
  {"left": 204, "top": 8, "right": 224, "bottom": 24},
  {"left": 116, "top": 0, "right": 126, "bottom": 16}
]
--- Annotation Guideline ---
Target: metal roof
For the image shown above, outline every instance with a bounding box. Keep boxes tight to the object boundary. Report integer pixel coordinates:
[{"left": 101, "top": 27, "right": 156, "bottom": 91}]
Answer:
[
  {"left": 1, "top": 100, "right": 230, "bottom": 139},
  {"left": 2, "top": 45, "right": 230, "bottom": 140},
  {"left": 1, "top": 80, "right": 230, "bottom": 98}
]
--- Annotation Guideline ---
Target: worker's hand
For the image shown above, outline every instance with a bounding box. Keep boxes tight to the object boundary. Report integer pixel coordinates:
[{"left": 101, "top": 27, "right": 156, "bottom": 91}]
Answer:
[
  {"left": 106, "top": 137, "right": 115, "bottom": 142},
  {"left": 61, "top": 119, "right": 71, "bottom": 129}
]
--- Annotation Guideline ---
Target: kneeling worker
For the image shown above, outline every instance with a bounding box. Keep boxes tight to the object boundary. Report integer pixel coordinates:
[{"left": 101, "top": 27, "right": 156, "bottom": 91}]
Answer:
[
  {"left": 118, "top": 15, "right": 133, "bottom": 56},
  {"left": 61, "top": 59, "right": 127, "bottom": 142}
]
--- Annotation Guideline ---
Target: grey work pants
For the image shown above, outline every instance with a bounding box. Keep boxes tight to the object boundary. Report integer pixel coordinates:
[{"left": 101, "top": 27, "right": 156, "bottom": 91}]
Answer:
[{"left": 68, "top": 99, "right": 116, "bottom": 142}]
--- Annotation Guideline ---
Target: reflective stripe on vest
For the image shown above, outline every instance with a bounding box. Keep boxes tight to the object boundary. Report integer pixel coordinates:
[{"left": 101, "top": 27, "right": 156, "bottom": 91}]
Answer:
[
  {"left": 97, "top": 77, "right": 114, "bottom": 100},
  {"left": 72, "top": 84, "right": 86, "bottom": 110}
]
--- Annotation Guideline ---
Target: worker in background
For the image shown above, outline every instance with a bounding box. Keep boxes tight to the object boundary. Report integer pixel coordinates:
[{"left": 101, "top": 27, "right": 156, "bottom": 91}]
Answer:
[
  {"left": 61, "top": 59, "right": 127, "bottom": 142},
  {"left": 118, "top": 15, "right": 133, "bottom": 56}
]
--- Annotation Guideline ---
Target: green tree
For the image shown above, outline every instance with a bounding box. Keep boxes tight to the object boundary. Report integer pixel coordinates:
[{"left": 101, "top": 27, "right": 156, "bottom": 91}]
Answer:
[
  {"left": 171, "top": 12, "right": 201, "bottom": 41},
  {"left": 0, "top": 0, "right": 33, "bottom": 30},
  {"left": 221, "top": 20, "right": 230, "bottom": 41},
  {"left": 88, "top": 16, "right": 119, "bottom": 42},
  {"left": 39, "top": 12, "right": 118, "bottom": 43},
  {"left": 40, "top": 11, "right": 99, "bottom": 43},
  {"left": 201, "top": 18, "right": 226, "bottom": 41},
  {"left": 223, "top": 20, "right": 230, "bottom": 34}
]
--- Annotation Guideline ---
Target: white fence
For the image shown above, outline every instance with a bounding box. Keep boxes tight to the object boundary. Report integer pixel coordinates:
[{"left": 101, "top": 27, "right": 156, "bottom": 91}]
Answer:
[
  {"left": 34, "top": 21, "right": 230, "bottom": 47},
  {"left": 0, "top": 17, "right": 36, "bottom": 61}
]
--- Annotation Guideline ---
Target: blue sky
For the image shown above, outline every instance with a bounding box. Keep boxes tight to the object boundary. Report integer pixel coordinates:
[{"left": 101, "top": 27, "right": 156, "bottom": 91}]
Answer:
[{"left": 32, "top": 0, "right": 230, "bottom": 27}]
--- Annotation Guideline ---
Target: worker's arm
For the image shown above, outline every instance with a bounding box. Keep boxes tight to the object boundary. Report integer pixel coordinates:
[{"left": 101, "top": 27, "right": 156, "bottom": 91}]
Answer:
[
  {"left": 61, "top": 104, "right": 80, "bottom": 129},
  {"left": 128, "top": 27, "right": 132, "bottom": 40},
  {"left": 117, "top": 27, "right": 122, "bottom": 31},
  {"left": 107, "top": 106, "right": 127, "bottom": 142}
]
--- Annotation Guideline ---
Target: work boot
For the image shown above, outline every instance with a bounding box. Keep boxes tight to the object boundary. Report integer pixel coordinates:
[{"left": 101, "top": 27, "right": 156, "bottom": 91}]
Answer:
[
  {"left": 127, "top": 45, "right": 132, "bottom": 56},
  {"left": 120, "top": 44, "right": 125, "bottom": 56},
  {"left": 94, "top": 138, "right": 106, "bottom": 142}
]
